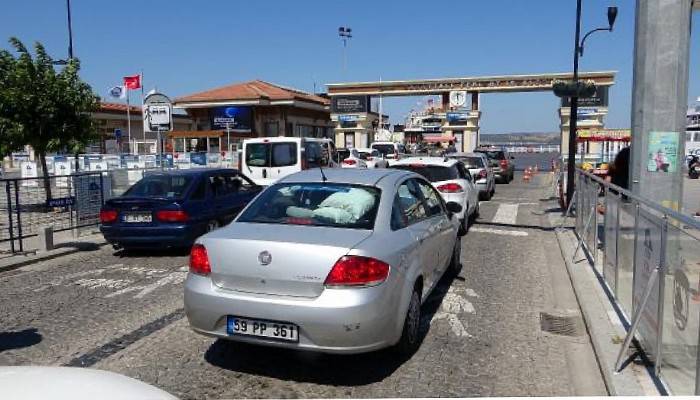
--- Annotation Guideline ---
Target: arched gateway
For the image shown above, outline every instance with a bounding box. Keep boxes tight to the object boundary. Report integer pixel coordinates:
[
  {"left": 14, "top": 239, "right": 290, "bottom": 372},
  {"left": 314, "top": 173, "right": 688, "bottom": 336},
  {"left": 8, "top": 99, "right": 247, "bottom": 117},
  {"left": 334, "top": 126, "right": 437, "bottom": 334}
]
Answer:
[{"left": 327, "top": 71, "right": 615, "bottom": 152}]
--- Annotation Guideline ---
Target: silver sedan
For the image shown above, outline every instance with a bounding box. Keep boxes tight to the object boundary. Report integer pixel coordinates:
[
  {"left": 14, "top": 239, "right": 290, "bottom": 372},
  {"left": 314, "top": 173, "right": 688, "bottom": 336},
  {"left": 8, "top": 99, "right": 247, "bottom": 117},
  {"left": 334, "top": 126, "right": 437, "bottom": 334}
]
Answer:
[{"left": 184, "top": 168, "right": 463, "bottom": 355}]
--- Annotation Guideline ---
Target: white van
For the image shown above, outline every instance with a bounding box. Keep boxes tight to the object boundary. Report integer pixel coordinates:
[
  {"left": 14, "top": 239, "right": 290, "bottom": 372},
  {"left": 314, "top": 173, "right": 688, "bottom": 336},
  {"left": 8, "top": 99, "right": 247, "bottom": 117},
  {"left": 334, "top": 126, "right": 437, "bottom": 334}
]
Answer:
[{"left": 240, "top": 137, "right": 337, "bottom": 186}]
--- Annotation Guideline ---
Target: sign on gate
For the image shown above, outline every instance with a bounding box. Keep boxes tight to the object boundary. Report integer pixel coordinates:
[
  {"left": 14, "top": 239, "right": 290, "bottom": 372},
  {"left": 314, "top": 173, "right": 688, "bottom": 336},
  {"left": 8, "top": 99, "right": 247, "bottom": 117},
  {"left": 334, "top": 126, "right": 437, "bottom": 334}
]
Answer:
[
  {"left": 73, "top": 174, "right": 103, "bottom": 227},
  {"left": 633, "top": 209, "right": 664, "bottom": 361},
  {"left": 20, "top": 161, "right": 38, "bottom": 187},
  {"left": 54, "top": 159, "right": 72, "bottom": 188}
]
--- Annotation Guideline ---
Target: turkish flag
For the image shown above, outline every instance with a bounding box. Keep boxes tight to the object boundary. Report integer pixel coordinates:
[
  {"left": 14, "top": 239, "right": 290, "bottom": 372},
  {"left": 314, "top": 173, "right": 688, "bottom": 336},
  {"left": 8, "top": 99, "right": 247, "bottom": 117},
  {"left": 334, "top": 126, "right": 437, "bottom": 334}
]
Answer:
[{"left": 123, "top": 75, "right": 141, "bottom": 90}]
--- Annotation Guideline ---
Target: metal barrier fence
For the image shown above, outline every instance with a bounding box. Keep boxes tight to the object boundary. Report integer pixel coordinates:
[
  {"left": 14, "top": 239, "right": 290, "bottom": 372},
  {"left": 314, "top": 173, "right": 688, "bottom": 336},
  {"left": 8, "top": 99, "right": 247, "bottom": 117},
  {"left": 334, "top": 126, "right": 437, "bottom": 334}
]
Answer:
[
  {"left": 572, "top": 168, "right": 700, "bottom": 395},
  {"left": 0, "top": 167, "right": 175, "bottom": 254}
]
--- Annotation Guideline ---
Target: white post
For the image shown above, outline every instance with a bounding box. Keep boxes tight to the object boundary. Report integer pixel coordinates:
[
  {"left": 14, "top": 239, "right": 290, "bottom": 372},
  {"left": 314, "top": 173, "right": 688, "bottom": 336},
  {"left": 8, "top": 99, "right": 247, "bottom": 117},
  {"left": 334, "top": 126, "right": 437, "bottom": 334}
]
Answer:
[
  {"left": 126, "top": 90, "right": 132, "bottom": 154},
  {"left": 378, "top": 76, "right": 383, "bottom": 141}
]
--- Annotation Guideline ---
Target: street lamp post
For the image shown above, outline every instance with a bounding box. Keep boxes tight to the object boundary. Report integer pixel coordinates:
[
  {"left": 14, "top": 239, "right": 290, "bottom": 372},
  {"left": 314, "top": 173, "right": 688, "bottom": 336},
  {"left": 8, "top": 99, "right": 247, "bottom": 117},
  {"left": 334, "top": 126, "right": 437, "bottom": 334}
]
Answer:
[
  {"left": 565, "top": 3, "right": 618, "bottom": 207},
  {"left": 338, "top": 26, "right": 352, "bottom": 74}
]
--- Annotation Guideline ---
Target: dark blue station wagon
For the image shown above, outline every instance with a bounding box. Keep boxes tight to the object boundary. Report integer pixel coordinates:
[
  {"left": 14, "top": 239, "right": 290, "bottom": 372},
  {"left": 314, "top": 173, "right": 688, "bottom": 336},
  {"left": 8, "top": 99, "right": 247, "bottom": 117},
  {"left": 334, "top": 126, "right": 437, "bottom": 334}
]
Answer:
[{"left": 100, "top": 169, "right": 261, "bottom": 250}]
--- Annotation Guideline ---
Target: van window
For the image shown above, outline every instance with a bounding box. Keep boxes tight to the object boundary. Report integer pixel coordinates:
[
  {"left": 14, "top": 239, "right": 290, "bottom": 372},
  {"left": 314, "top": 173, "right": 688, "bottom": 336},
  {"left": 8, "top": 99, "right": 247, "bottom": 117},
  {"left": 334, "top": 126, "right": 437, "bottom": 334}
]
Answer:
[
  {"left": 272, "top": 143, "right": 297, "bottom": 167},
  {"left": 246, "top": 143, "right": 269, "bottom": 167},
  {"left": 305, "top": 142, "right": 323, "bottom": 167}
]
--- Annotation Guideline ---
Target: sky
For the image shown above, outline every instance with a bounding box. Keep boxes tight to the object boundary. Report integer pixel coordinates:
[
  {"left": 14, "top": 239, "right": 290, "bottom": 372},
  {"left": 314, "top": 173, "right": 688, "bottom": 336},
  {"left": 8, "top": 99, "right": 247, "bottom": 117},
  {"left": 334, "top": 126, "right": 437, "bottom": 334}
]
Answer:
[{"left": 2, "top": 0, "right": 700, "bottom": 134}]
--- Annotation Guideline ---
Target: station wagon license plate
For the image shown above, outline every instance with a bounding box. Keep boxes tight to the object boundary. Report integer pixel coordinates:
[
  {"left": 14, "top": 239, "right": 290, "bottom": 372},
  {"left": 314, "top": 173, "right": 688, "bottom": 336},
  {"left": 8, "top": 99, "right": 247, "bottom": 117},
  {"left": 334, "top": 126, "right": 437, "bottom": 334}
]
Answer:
[
  {"left": 226, "top": 316, "right": 298, "bottom": 342},
  {"left": 123, "top": 213, "right": 152, "bottom": 223}
]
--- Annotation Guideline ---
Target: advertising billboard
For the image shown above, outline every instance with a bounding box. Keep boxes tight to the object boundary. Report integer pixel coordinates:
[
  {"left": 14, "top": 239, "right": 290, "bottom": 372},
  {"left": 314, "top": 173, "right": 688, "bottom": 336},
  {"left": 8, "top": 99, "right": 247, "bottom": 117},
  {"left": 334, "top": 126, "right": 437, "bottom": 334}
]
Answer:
[
  {"left": 332, "top": 96, "right": 369, "bottom": 113},
  {"left": 210, "top": 106, "right": 253, "bottom": 131}
]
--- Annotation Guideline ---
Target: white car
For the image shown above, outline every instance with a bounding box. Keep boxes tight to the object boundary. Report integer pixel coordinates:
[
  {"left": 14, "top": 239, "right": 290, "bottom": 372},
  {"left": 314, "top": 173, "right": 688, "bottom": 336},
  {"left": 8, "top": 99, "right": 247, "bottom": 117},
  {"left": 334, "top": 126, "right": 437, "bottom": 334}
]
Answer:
[
  {"left": 357, "top": 148, "right": 390, "bottom": 168},
  {"left": 391, "top": 157, "right": 479, "bottom": 234},
  {"left": 447, "top": 152, "right": 496, "bottom": 200},
  {"left": 370, "top": 142, "right": 408, "bottom": 165},
  {"left": 340, "top": 148, "right": 368, "bottom": 168}
]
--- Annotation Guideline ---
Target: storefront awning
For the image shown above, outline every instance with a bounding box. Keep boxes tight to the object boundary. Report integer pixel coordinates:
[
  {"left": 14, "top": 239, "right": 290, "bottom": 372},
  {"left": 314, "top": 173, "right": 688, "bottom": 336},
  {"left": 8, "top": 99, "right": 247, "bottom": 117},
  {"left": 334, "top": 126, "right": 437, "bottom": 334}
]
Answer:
[
  {"left": 423, "top": 136, "right": 456, "bottom": 143},
  {"left": 167, "top": 130, "right": 255, "bottom": 139}
]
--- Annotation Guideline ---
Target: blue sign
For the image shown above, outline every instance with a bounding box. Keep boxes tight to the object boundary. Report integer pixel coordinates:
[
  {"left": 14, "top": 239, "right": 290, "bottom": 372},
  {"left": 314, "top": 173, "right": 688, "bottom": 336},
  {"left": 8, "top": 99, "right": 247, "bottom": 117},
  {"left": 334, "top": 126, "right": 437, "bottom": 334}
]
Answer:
[
  {"left": 114, "top": 128, "right": 122, "bottom": 139},
  {"left": 190, "top": 152, "right": 207, "bottom": 166},
  {"left": 446, "top": 112, "right": 469, "bottom": 123},
  {"left": 210, "top": 106, "right": 252, "bottom": 131},
  {"left": 339, "top": 114, "right": 359, "bottom": 122},
  {"left": 47, "top": 197, "right": 75, "bottom": 207}
]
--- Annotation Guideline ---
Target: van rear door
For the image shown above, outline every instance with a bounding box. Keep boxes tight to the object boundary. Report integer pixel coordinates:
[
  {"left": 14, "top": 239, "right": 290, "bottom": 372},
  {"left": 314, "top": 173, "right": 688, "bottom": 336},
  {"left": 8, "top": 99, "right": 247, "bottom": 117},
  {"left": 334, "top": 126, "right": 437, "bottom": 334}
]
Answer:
[{"left": 242, "top": 141, "right": 300, "bottom": 186}]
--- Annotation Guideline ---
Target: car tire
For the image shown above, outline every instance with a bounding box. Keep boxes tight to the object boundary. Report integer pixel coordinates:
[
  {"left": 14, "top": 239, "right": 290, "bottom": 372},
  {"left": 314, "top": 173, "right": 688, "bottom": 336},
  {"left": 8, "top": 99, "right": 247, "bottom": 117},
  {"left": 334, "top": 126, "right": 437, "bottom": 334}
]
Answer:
[
  {"left": 458, "top": 217, "right": 468, "bottom": 236},
  {"left": 448, "top": 236, "right": 462, "bottom": 277},
  {"left": 206, "top": 220, "right": 220, "bottom": 232},
  {"left": 395, "top": 288, "right": 421, "bottom": 356}
]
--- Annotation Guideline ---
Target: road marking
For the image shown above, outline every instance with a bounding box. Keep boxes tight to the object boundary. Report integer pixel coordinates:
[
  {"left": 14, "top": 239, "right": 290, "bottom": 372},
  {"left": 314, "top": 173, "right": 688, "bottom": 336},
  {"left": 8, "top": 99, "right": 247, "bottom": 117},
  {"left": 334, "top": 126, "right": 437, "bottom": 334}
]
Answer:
[
  {"left": 471, "top": 227, "right": 529, "bottom": 237},
  {"left": 32, "top": 263, "right": 124, "bottom": 292},
  {"left": 74, "top": 278, "right": 133, "bottom": 290},
  {"left": 432, "top": 286, "right": 477, "bottom": 338},
  {"left": 104, "top": 268, "right": 188, "bottom": 299},
  {"left": 492, "top": 203, "right": 519, "bottom": 225}
]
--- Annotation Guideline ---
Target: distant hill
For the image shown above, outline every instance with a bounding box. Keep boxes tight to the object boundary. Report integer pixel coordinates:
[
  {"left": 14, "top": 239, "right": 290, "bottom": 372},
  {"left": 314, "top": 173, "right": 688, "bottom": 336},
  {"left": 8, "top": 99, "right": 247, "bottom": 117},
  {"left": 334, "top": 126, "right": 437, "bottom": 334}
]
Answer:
[{"left": 480, "top": 132, "right": 560, "bottom": 145}]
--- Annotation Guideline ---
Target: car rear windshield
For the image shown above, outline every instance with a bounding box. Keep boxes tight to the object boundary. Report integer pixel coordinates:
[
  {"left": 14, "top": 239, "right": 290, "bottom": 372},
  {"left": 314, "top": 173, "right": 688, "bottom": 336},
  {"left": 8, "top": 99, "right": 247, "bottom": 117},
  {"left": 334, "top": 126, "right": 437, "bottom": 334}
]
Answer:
[
  {"left": 392, "top": 165, "right": 459, "bottom": 182},
  {"left": 237, "top": 183, "right": 381, "bottom": 230},
  {"left": 476, "top": 150, "right": 506, "bottom": 160},
  {"left": 125, "top": 175, "right": 194, "bottom": 199},
  {"left": 455, "top": 157, "right": 484, "bottom": 169},
  {"left": 245, "top": 142, "right": 298, "bottom": 167},
  {"left": 372, "top": 144, "right": 395, "bottom": 156}
]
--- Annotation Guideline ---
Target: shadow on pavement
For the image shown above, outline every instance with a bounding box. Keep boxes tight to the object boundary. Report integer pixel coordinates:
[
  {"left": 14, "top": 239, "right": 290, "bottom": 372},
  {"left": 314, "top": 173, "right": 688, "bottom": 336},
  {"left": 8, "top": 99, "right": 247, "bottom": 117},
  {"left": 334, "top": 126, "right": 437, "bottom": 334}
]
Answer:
[
  {"left": 475, "top": 221, "right": 556, "bottom": 232},
  {"left": 0, "top": 328, "right": 42, "bottom": 352},
  {"left": 113, "top": 247, "right": 190, "bottom": 258},
  {"left": 204, "top": 270, "right": 458, "bottom": 386},
  {"left": 55, "top": 241, "right": 102, "bottom": 252}
]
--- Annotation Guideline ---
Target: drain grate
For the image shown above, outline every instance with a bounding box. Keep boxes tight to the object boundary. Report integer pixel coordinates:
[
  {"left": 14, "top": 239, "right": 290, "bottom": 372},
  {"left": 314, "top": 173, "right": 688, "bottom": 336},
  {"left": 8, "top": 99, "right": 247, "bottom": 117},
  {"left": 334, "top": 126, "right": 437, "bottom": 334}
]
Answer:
[{"left": 540, "top": 312, "right": 585, "bottom": 337}]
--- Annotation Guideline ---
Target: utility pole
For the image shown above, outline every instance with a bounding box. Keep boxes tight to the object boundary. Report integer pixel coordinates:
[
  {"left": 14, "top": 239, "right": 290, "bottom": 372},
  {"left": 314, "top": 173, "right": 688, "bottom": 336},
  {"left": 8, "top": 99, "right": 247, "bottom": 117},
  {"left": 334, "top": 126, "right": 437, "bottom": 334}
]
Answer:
[
  {"left": 338, "top": 26, "right": 352, "bottom": 75},
  {"left": 566, "top": 0, "right": 583, "bottom": 208},
  {"left": 630, "top": 0, "right": 691, "bottom": 209},
  {"left": 66, "top": 0, "right": 74, "bottom": 59}
]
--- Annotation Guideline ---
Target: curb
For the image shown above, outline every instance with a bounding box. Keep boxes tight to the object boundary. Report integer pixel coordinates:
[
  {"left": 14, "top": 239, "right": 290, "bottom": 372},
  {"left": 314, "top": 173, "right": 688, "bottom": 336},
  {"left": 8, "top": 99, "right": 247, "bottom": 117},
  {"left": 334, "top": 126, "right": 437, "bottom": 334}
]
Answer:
[
  {"left": 554, "top": 225, "right": 658, "bottom": 396},
  {"left": 0, "top": 239, "right": 109, "bottom": 274}
]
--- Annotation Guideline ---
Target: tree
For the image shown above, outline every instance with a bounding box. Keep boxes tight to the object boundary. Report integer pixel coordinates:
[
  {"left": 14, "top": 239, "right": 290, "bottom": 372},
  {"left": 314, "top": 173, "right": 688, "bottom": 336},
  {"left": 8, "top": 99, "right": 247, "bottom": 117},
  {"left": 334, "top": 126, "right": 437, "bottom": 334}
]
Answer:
[{"left": 0, "top": 37, "right": 100, "bottom": 201}]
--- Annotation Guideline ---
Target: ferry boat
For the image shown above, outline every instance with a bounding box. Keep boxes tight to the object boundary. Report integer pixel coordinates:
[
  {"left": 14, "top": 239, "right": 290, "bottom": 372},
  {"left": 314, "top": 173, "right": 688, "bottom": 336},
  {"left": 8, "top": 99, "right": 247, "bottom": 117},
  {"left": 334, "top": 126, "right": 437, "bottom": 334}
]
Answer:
[{"left": 687, "top": 100, "right": 700, "bottom": 156}]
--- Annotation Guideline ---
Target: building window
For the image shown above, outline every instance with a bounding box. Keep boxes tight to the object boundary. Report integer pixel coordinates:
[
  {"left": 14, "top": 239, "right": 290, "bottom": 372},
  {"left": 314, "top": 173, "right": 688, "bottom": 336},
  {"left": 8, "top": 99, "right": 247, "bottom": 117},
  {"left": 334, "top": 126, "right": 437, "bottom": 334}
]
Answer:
[
  {"left": 344, "top": 132, "right": 355, "bottom": 148},
  {"left": 296, "top": 124, "right": 314, "bottom": 137},
  {"left": 265, "top": 121, "right": 279, "bottom": 136}
]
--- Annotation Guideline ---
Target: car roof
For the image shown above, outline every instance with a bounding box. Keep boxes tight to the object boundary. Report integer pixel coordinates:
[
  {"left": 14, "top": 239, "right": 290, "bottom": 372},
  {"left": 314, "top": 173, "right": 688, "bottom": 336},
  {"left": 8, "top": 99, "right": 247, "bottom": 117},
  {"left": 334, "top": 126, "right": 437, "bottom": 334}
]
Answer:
[
  {"left": 144, "top": 168, "right": 237, "bottom": 176},
  {"left": 356, "top": 148, "right": 376, "bottom": 152},
  {"left": 391, "top": 156, "right": 458, "bottom": 167},
  {"left": 278, "top": 167, "right": 413, "bottom": 187},
  {"left": 449, "top": 152, "right": 486, "bottom": 158},
  {"left": 371, "top": 142, "right": 397, "bottom": 145}
]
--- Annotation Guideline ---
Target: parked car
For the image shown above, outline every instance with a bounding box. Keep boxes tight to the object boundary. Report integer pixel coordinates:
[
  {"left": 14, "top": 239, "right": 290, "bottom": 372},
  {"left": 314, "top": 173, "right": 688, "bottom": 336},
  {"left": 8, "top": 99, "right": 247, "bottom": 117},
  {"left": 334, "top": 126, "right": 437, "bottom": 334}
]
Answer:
[
  {"left": 240, "top": 137, "right": 337, "bottom": 186},
  {"left": 100, "top": 169, "right": 261, "bottom": 250},
  {"left": 335, "top": 148, "right": 352, "bottom": 164},
  {"left": 340, "top": 148, "right": 368, "bottom": 168},
  {"left": 357, "top": 148, "right": 390, "bottom": 168},
  {"left": 370, "top": 142, "right": 408, "bottom": 164},
  {"left": 391, "top": 157, "right": 479, "bottom": 235},
  {"left": 446, "top": 152, "right": 496, "bottom": 200},
  {"left": 475, "top": 146, "right": 515, "bottom": 183},
  {"left": 184, "top": 168, "right": 463, "bottom": 355}
]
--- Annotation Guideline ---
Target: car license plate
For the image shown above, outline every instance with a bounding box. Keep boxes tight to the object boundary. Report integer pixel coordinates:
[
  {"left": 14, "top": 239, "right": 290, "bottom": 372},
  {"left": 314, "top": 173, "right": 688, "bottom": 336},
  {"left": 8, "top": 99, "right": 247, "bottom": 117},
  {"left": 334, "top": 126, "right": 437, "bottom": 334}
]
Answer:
[
  {"left": 123, "top": 213, "right": 152, "bottom": 223},
  {"left": 226, "top": 316, "right": 298, "bottom": 342}
]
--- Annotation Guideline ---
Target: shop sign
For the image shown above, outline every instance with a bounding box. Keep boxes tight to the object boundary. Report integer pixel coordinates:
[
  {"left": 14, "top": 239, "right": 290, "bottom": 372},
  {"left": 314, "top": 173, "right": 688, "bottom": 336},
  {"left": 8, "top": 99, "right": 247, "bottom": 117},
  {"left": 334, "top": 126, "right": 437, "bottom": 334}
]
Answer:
[
  {"left": 446, "top": 112, "right": 469, "bottom": 123},
  {"left": 339, "top": 115, "right": 358, "bottom": 122},
  {"left": 332, "top": 96, "right": 369, "bottom": 113},
  {"left": 210, "top": 106, "right": 252, "bottom": 131}
]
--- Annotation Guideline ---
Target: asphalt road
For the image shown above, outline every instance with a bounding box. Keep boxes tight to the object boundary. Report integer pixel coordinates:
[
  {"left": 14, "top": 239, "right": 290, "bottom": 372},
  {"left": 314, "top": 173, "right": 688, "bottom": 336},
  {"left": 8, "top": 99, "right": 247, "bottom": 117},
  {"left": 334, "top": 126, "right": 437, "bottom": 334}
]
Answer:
[{"left": 0, "top": 172, "right": 605, "bottom": 398}]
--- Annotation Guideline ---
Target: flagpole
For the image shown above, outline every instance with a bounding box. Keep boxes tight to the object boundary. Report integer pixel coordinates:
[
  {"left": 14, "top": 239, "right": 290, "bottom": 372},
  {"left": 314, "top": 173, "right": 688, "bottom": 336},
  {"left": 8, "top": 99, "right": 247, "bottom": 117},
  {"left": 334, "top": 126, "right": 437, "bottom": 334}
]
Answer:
[
  {"left": 141, "top": 70, "right": 145, "bottom": 144},
  {"left": 126, "top": 89, "right": 132, "bottom": 154}
]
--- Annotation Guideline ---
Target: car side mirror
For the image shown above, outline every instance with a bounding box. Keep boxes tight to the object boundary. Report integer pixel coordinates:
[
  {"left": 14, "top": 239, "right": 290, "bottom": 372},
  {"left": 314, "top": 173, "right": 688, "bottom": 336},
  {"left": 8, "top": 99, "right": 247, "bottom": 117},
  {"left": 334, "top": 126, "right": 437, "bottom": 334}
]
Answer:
[
  {"left": 446, "top": 201, "right": 462, "bottom": 215},
  {"left": 510, "top": 156, "right": 515, "bottom": 160}
]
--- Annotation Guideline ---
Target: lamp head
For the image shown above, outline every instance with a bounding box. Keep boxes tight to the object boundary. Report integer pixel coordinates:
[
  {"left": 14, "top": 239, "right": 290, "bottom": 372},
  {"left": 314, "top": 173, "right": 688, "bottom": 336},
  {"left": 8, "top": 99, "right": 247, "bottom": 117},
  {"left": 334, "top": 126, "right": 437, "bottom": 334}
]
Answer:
[{"left": 607, "top": 7, "right": 618, "bottom": 31}]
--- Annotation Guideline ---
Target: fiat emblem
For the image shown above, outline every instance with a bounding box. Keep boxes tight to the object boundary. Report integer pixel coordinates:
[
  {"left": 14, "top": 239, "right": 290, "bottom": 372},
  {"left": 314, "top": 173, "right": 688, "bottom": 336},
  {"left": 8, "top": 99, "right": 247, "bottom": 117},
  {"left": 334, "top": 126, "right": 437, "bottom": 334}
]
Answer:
[{"left": 258, "top": 251, "right": 272, "bottom": 266}]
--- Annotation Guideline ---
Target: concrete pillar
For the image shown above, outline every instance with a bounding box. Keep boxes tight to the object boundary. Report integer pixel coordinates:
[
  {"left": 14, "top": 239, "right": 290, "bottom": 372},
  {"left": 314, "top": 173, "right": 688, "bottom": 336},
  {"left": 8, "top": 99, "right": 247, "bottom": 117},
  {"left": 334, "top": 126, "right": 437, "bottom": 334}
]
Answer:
[
  {"left": 441, "top": 93, "right": 450, "bottom": 112},
  {"left": 38, "top": 225, "right": 54, "bottom": 252},
  {"left": 472, "top": 93, "right": 480, "bottom": 148},
  {"left": 630, "top": 0, "right": 692, "bottom": 209}
]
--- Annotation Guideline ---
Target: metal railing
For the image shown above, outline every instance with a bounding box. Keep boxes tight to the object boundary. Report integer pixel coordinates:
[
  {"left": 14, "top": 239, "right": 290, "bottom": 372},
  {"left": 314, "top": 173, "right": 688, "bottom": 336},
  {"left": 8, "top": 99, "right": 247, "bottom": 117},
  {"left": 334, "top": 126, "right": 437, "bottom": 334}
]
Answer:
[{"left": 572, "top": 168, "right": 700, "bottom": 395}]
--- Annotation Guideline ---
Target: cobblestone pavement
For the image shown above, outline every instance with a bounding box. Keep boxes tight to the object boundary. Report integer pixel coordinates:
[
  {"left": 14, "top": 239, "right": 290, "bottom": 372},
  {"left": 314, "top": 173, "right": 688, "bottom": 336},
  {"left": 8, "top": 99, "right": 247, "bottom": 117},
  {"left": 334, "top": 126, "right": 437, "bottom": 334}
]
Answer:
[{"left": 0, "top": 173, "right": 606, "bottom": 398}]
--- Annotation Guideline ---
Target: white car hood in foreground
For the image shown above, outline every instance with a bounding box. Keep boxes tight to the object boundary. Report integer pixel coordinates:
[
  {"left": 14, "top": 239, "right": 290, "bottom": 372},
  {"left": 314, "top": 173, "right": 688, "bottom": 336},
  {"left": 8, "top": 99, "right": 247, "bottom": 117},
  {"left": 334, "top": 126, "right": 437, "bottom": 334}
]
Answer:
[{"left": 0, "top": 367, "right": 177, "bottom": 400}]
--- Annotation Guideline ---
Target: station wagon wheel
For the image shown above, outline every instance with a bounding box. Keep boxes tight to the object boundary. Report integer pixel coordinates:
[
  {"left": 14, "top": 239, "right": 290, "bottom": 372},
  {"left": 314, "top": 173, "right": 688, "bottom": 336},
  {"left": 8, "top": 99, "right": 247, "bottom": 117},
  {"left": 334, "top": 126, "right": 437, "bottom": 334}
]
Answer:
[
  {"left": 396, "top": 289, "right": 421, "bottom": 356},
  {"left": 206, "top": 220, "right": 220, "bottom": 232}
]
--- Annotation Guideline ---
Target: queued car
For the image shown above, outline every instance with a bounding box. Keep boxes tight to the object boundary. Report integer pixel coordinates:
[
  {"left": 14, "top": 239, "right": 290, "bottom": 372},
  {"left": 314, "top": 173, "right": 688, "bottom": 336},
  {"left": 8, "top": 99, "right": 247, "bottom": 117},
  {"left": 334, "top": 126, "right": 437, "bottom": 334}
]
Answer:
[
  {"left": 475, "top": 146, "right": 515, "bottom": 183},
  {"left": 240, "top": 137, "right": 337, "bottom": 186},
  {"left": 340, "top": 148, "right": 368, "bottom": 169},
  {"left": 184, "top": 168, "right": 463, "bottom": 355},
  {"left": 370, "top": 142, "right": 408, "bottom": 164},
  {"left": 446, "top": 152, "right": 495, "bottom": 200},
  {"left": 100, "top": 169, "right": 261, "bottom": 250},
  {"left": 391, "top": 157, "right": 479, "bottom": 235},
  {"left": 357, "top": 148, "right": 390, "bottom": 168}
]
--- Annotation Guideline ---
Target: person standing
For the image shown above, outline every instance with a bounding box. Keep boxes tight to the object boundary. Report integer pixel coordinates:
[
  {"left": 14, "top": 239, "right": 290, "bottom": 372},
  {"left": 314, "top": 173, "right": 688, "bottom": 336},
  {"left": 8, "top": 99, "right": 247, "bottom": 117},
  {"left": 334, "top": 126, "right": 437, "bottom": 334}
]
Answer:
[{"left": 445, "top": 141, "right": 457, "bottom": 154}]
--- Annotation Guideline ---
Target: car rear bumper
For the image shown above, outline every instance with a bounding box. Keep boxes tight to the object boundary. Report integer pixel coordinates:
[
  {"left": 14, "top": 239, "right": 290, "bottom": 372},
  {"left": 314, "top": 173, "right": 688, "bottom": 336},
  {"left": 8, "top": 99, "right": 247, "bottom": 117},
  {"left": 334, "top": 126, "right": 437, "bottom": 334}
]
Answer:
[
  {"left": 184, "top": 273, "right": 403, "bottom": 354},
  {"left": 100, "top": 224, "right": 198, "bottom": 248},
  {"left": 441, "top": 192, "right": 468, "bottom": 220},
  {"left": 475, "top": 182, "right": 489, "bottom": 193}
]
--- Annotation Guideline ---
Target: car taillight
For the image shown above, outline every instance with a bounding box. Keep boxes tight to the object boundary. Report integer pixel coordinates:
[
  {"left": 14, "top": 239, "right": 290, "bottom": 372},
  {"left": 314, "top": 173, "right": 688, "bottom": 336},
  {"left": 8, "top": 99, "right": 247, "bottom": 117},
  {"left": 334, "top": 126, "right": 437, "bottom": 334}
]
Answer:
[
  {"left": 156, "top": 210, "right": 189, "bottom": 222},
  {"left": 366, "top": 156, "right": 374, "bottom": 161},
  {"left": 437, "top": 183, "right": 464, "bottom": 193},
  {"left": 478, "top": 169, "right": 488, "bottom": 179},
  {"left": 500, "top": 159, "right": 509, "bottom": 169},
  {"left": 189, "top": 244, "right": 211, "bottom": 276},
  {"left": 302, "top": 157, "right": 309, "bottom": 170},
  {"left": 343, "top": 159, "right": 357, "bottom": 165},
  {"left": 324, "top": 256, "right": 390, "bottom": 287},
  {"left": 99, "top": 209, "right": 118, "bottom": 223}
]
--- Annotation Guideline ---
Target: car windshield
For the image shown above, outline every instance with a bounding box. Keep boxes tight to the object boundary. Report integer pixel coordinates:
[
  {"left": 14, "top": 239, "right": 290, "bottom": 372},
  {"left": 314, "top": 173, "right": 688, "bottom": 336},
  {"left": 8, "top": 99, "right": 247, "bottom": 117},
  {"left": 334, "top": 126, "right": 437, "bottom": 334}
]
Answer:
[
  {"left": 372, "top": 144, "right": 395, "bottom": 156},
  {"left": 237, "top": 183, "right": 381, "bottom": 229},
  {"left": 124, "top": 175, "right": 194, "bottom": 199},
  {"left": 392, "top": 165, "right": 458, "bottom": 182},
  {"left": 454, "top": 157, "right": 484, "bottom": 169},
  {"left": 476, "top": 150, "right": 506, "bottom": 160}
]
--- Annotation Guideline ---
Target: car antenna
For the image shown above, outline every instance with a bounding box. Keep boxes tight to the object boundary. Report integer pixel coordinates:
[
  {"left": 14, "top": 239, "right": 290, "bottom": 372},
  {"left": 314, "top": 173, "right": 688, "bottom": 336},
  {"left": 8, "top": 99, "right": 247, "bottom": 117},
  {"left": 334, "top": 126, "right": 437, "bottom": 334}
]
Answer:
[{"left": 318, "top": 159, "right": 328, "bottom": 182}]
